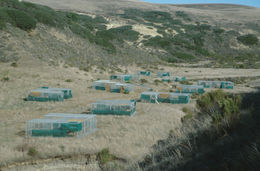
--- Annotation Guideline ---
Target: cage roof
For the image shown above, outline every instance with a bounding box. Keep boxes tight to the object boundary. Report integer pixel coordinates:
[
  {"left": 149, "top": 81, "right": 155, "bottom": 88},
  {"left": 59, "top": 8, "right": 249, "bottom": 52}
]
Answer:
[
  {"left": 179, "top": 85, "right": 204, "bottom": 88},
  {"left": 44, "top": 113, "right": 96, "bottom": 119},
  {"left": 47, "top": 88, "right": 72, "bottom": 91},
  {"left": 198, "top": 80, "right": 233, "bottom": 83},
  {"left": 29, "top": 89, "right": 64, "bottom": 94},
  {"left": 94, "top": 80, "right": 118, "bottom": 84},
  {"left": 27, "top": 117, "right": 86, "bottom": 124},
  {"left": 92, "top": 99, "right": 135, "bottom": 105},
  {"left": 141, "top": 92, "right": 190, "bottom": 96}
]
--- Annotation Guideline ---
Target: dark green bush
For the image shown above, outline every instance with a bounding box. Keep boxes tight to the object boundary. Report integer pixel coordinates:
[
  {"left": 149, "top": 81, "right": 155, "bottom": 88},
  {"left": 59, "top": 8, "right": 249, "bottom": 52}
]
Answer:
[
  {"left": 6, "top": 9, "right": 36, "bottom": 31},
  {"left": 237, "top": 34, "right": 258, "bottom": 45},
  {"left": 175, "top": 11, "right": 191, "bottom": 21}
]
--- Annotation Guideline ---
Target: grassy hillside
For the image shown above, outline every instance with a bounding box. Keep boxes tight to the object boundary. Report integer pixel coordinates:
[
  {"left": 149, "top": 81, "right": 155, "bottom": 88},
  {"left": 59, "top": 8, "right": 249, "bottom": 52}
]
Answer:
[{"left": 1, "top": 0, "right": 260, "bottom": 69}]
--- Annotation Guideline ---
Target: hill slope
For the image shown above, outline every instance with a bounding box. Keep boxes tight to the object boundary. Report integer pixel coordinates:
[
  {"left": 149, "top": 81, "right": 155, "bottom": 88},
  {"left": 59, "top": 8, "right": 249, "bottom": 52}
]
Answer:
[{"left": 0, "top": 0, "right": 259, "bottom": 68}]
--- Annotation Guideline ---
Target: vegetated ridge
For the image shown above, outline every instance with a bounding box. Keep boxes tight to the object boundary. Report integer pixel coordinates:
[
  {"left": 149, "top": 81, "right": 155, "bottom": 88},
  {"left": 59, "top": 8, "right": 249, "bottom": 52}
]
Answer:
[{"left": 0, "top": 0, "right": 260, "bottom": 69}]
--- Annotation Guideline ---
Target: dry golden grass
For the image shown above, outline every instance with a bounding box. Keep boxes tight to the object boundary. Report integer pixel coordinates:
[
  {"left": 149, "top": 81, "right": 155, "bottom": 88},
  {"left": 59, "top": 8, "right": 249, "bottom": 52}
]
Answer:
[{"left": 1, "top": 53, "right": 260, "bottom": 170}]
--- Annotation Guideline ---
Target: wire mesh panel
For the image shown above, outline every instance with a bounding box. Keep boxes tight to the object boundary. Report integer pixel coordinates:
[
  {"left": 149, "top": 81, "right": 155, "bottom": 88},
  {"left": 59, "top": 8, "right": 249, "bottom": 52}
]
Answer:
[
  {"left": 157, "top": 72, "right": 170, "bottom": 77},
  {"left": 110, "top": 74, "right": 140, "bottom": 82},
  {"left": 93, "top": 80, "right": 134, "bottom": 94},
  {"left": 140, "top": 92, "right": 190, "bottom": 104},
  {"left": 110, "top": 83, "right": 134, "bottom": 94},
  {"left": 173, "top": 76, "right": 186, "bottom": 82},
  {"left": 176, "top": 85, "right": 205, "bottom": 94},
  {"left": 140, "top": 92, "right": 159, "bottom": 103},
  {"left": 27, "top": 89, "right": 64, "bottom": 102},
  {"left": 198, "top": 81, "right": 234, "bottom": 89},
  {"left": 92, "top": 80, "right": 117, "bottom": 91},
  {"left": 91, "top": 99, "right": 137, "bottom": 116},
  {"left": 138, "top": 71, "right": 151, "bottom": 76},
  {"left": 44, "top": 88, "right": 72, "bottom": 99},
  {"left": 26, "top": 114, "right": 96, "bottom": 138}
]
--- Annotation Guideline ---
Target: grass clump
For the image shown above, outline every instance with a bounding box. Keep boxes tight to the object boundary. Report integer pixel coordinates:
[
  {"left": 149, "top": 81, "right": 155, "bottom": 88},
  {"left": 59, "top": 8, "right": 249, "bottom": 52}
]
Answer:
[
  {"left": 27, "top": 147, "right": 38, "bottom": 157},
  {"left": 97, "top": 148, "right": 116, "bottom": 165},
  {"left": 181, "top": 107, "right": 193, "bottom": 122}
]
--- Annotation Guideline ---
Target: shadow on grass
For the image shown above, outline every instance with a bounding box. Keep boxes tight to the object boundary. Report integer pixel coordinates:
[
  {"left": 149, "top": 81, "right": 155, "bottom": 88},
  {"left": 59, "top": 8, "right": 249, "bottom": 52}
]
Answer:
[{"left": 137, "top": 89, "right": 260, "bottom": 171}]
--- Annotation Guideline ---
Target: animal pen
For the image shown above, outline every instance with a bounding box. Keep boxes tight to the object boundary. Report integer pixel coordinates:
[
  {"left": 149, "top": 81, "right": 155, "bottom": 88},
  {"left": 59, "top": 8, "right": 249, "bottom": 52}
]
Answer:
[
  {"left": 93, "top": 80, "right": 134, "bottom": 93},
  {"left": 41, "top": 87, "right": 72, "bottom": 99},
  {"left": 110, "top": 74, "right": 140, "bottom": 82},
  {"left": 27, "top": 89, "right": 64, "bottom": 102},
  {"left": 138, "top": 71, "right": 151, "bottom": 76},
  {"left": 197, "top": 80, "right": 234, "bottom": 89},
  {"left": 140, "top": 92, "right": 190, "bottom": 104},
  {"left": 162, "top": 76, "right": 186, "bottom": 82},
  {"left": 26, "top": 114, "right": 96, "bottom": 138},
  {"left": 174, "top": 76, "right": 186, "bottom": 82},
  {"left": 157, "top": 72, "right": 170, "bottom": 77},
  {"left": 91, "top": 99, "right": 137, "bottom": 116},
  {"left": 176, "top": 85, "right": 205, "bottom": 94},
  {"left": 109, "top": 83, "right": 134, "bottom": 93}
]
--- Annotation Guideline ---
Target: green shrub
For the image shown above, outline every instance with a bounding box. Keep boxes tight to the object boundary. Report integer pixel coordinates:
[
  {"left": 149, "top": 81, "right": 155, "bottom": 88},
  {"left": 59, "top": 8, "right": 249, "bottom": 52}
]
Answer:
[
  {"left": 154, "top": 79, "right": 162, "bottom": 85},
  {"left": 27, "top": 147, "right": 38, "bottom": 156},
  {"left": 97, "top": 148, "right": 116, "bottom": 165},
  {"left": 1, "top": 76, "right": 9, "bottom": 81},
  {"left": 173, "top": 52, "right": 195, "bottom": 60},
  {"left": 237, "top": 34, "right": 258, "bottom": 45},
  {"left": 65, "top": 79, "right": 72, "bottom": 82},
  {"left": 175, "top": 11, "right": 191, "bottom": 21},
  {"left": 10, "top": 62, "right": 17, "bottom": 67},
  {"left": 179, "top": 80, "right": 192, "bottom": 85},
  {"left": 197, "top": 90, "right": 241, "bottom": 127},
  {"left": 140, "top": 78, "right": 148, "bottom": 84},
  {"left": 6, "top": 9, "right": 36, "bottom": 31}
]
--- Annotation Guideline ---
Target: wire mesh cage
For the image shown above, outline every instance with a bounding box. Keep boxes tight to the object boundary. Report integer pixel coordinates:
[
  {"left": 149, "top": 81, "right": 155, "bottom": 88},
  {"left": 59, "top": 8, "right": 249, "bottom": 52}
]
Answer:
[
  {"left": 26, "top": 114, "right": 96, "bottom": 138},
  {"left": 27, "top": 89, "right": 64, "bottom": 102},
  {"left": 92, "top": 80, "right": 134, "bottom": 94},
  {"left": 110, "top": 74, "right": 140, "bottom": 82},
  {"left": 91, "top": 99, "right": 137, "bottom": 116},
  {"left": 109, "top": 83, "right": 134, "bottom": 94},
  {"left": 92, "top": 80, "right": 117, "bottom": 91},
  {"left": 197, "top": 80, "right": 234, "bottom": 89},
  {"left": 176, "top": 85, "right": 205, "bottom": 94},
  {"left": 173, "top": 76, "right": 186, "bottom": 82},
  {"left": 42, "top": 87, "right": 72, "bottom": 99},
  {"left": 138, "top": 71, "right": 151, "bottom": 76},
  {"left": 140, "top": 92, "right": 190, "bottom": 104},
  {"left": 157, "top": 72, "right": 170, "bottom": 77}
]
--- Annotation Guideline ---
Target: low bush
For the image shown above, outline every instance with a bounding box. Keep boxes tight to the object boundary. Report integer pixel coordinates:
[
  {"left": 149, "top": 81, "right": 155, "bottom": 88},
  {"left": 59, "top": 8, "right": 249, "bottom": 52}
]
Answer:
[
  {"left": 1, "top": 76, "right": 9, "bottom": 81},
  {"left": 140, "top": 78, "right": 148, "bottom": 84},
  {"left": 97, "top": 148, "right": 116, "bottom": 165},
  {"left": 65, "top": 79, "right": 72, "bottom": 82},
  {"left": 197, "top": 90, "right": 241, "bottom": 127},
  {"left": 237, "top": 34, "right": 258, "bottom": 45},
  {"left": 27, "top": 147, "right": 38, "bottom": 157},
  {"left": 6, "top": 9, "right": 36, "bottom": 31}
]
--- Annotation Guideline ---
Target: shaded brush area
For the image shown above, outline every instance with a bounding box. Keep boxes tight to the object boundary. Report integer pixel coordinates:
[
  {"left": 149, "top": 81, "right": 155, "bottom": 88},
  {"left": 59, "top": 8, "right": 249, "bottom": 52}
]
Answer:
[{"left": 134, "top": 89, "right": 260, "bottom": 171}]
